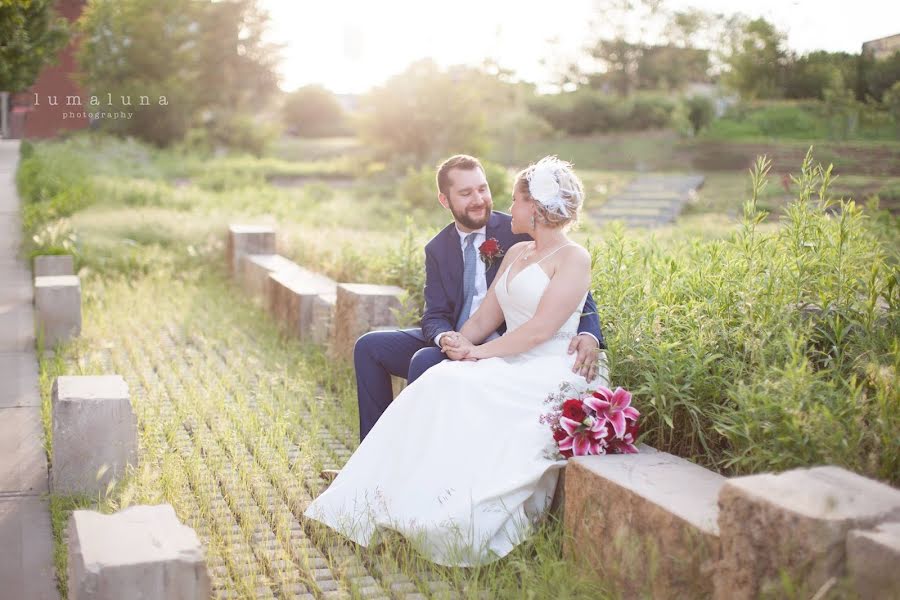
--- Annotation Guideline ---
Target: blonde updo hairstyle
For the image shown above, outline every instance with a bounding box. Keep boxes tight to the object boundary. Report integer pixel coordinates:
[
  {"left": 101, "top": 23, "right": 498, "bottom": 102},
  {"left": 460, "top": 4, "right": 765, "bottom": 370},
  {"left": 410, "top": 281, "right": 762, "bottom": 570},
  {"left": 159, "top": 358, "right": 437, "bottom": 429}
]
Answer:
[{"left": 514, "top": 156, "right": 585, "bottom": 230}]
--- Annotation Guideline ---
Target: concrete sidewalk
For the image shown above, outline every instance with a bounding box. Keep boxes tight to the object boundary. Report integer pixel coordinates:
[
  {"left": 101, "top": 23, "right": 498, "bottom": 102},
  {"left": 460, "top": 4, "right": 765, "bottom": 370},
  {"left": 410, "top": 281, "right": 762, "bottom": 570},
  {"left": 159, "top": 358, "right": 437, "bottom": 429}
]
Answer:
[{"left": 0, "top": 140, "right": 59, "bottom": 599}]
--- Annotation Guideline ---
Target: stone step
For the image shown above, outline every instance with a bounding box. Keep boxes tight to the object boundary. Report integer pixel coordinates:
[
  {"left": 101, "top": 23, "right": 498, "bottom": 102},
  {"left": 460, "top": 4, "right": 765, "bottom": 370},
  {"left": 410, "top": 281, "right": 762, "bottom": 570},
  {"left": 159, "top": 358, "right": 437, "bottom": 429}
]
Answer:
[
  {"left": 604, "top": 196, "right": 684, "bottom": 207},
  {"left": 34, "top": 275, "right": 81, "bottom": 349},
  {"left": 51, "top": 375, "right": 137, "bottom": 495},
  {"left": 268, "top": 266, "right": 338, "bottom": 342},
  {"left": 239, "top": 253, "right": 302, "bottom": 299},
  {"left": 564, "top": 449, "right": 725, "bottom": 599},
  {"left": 226, "top": 224, "right": 276, "bottom": 276},
  {"left": 330, "top": 284, "right": 406, "bottom": 361},
  {"left": 847, "top": 522, "right": 900, "bottom": 599},
  {"left": 68, "top": 504, "right": 210, "bottom": 599},
  {"left": 592, "top": 214, "right": 675, "bottom": 228},
  {"left": 596, "top": 206, "right": 675, "bottom": 218},
  {"left": 716, "top": 466, "right": 900, "bottom": 599}
]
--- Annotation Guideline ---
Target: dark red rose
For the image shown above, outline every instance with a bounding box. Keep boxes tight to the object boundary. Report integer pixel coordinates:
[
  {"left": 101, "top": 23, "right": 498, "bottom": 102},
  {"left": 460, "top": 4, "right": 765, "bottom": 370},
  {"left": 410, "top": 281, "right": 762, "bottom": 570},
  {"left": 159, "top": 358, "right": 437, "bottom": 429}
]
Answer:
[
  {"left": 552, "top": 428, "right": 567, "bottom": 442},
  {"left": 479, "top": 238, "right": 500, "bottom": 256},
  {"left": 561, "top": 399, "right": 586, "bottom": 423},
  {"left": 560, "top": 448, "right": 573, "bottom": 459}
]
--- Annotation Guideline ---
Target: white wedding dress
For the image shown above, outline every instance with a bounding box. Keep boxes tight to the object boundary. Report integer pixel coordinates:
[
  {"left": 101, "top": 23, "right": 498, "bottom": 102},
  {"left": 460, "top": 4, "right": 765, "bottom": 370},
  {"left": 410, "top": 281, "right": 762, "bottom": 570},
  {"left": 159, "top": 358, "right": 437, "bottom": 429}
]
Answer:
[{"left": 304, "top": 252, "right": 599, "bottom": 566}]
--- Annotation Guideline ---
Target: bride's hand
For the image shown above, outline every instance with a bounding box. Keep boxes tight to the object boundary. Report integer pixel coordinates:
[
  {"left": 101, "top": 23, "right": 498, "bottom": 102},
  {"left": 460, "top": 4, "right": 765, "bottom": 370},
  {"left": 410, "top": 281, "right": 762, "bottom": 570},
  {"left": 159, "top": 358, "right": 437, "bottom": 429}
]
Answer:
[
  {"left": 466, "top": 345, "right": 488, "bottom": 361},
  {"left": 445, "top": 333, "right": 475, "bottom": 361}
]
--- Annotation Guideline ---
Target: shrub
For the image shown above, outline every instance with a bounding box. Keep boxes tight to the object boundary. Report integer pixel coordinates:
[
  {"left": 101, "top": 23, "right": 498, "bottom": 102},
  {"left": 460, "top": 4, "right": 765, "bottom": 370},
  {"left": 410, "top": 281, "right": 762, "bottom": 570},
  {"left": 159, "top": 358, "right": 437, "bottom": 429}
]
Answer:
[
  {"left": 360, "top": 60, "right": 487, "bottom": 165},
  {"left": 16, "top": 141, "right": 95, "bottom": 234},
  {"left": 627, "top": 93, "right": 677, "bottom": 129},
  {"left": 282, "top": 85, "right": 345, "bottom": 137},
  {"left": 683, "top": 95, "right": 715, "bottom": 135},
  {"left": 592, "top": 152, "right": 899, "bottom": 484}
]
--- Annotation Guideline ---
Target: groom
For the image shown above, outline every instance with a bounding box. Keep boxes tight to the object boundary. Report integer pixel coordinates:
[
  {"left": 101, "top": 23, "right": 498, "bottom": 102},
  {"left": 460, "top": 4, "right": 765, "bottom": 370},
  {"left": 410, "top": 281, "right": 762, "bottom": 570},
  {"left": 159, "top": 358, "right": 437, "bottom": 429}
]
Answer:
[{"left": 353, "top": 155, "right": 606, "bottom": 441}]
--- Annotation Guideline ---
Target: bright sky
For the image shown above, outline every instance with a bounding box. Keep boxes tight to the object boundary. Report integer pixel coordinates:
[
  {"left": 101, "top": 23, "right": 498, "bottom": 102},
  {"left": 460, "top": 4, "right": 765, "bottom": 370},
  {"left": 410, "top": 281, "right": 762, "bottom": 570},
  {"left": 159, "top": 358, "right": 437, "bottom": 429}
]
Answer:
[{"left": 263, "top": 0, "right": 899, "bottom": 94}]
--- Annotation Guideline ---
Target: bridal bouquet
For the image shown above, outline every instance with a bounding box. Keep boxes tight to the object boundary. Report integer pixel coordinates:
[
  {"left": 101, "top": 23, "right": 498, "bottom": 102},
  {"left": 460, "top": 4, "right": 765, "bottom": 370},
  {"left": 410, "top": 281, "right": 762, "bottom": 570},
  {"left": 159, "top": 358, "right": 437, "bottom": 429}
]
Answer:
[{"left": 540, "top": 383, "right": 640, "bottom": 458}]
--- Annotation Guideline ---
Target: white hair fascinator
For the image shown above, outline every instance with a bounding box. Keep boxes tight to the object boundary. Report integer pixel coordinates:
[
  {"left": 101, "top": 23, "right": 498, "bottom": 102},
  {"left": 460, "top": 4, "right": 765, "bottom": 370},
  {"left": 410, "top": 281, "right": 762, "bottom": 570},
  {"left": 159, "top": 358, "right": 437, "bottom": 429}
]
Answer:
[{"left": 526, "top": 156, "right": 573, "bottom": 217}]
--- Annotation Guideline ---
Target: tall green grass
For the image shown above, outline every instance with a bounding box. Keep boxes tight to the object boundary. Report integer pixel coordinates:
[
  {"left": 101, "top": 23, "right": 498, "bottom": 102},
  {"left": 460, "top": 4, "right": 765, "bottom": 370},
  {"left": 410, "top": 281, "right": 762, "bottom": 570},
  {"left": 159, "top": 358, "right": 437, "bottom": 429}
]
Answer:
[
  {"left": 18, "top": 135, "right": 900, "bottom": 485},
  {"left": 591, "top": 153, "right": 898, "bottom": 482}
]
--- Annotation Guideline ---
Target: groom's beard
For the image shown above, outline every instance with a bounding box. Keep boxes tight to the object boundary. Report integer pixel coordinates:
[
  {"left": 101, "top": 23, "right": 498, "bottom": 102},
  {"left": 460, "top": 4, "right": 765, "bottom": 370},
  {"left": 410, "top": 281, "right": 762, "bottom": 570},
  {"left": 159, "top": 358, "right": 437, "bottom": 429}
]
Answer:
[{"left": 451, "top": 201, "right": 492, "bottom": 230}]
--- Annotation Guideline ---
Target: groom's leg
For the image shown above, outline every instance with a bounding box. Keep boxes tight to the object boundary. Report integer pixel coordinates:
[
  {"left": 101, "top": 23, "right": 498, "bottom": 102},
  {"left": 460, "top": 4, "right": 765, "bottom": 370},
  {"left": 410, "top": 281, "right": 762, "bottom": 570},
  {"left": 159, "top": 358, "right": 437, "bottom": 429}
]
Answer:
[
  {"left": 407, "top": 347, "right": 446, "bottom": 384},
  {"left": 354, "top": 328, "right": 429, "bottom": 441}
]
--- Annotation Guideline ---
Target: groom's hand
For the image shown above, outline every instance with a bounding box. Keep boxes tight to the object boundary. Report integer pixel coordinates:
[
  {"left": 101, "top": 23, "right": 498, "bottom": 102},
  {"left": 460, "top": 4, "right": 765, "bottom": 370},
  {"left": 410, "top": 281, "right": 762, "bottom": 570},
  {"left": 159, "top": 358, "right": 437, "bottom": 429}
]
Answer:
[
  {"left": 443, "top": 333, "right": 475, "bottom": 361},
  {"left": 568, "top": 334, "right": 600, "bottom": 381}
]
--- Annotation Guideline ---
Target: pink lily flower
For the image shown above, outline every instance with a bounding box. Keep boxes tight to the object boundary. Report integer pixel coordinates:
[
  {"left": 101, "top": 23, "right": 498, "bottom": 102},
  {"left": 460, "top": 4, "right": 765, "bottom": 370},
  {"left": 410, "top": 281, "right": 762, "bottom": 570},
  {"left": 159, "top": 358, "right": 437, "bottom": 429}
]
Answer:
[
  {"left": 559, "top": 416, "right": 610, "bottom": 456},
  {"left": 585, "top": 387, "right": 640, "bottom": 439}
]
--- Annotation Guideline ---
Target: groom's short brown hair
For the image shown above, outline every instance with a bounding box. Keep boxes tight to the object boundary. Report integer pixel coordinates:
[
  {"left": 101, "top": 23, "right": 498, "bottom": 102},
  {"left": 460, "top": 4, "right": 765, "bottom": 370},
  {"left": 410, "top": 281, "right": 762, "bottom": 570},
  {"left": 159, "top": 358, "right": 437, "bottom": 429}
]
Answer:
[{"left": 436, "top": 155, "right": 484, "bottom": 196}]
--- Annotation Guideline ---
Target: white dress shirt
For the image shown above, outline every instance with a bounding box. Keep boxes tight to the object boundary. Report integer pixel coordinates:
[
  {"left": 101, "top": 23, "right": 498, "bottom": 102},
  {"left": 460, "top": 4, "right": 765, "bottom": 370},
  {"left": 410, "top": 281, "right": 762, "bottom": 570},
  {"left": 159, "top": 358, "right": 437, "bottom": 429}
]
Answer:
[{"left": 434, "top": 225, "right": 488, "bottom": 346}]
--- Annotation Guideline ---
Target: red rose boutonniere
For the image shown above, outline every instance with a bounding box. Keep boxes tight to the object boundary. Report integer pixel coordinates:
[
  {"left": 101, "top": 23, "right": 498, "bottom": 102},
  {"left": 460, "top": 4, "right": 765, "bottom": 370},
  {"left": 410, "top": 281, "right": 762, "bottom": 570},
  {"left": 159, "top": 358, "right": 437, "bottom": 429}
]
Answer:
[{"left": 479, "top": 238, "right": 504, "bottom": 268}]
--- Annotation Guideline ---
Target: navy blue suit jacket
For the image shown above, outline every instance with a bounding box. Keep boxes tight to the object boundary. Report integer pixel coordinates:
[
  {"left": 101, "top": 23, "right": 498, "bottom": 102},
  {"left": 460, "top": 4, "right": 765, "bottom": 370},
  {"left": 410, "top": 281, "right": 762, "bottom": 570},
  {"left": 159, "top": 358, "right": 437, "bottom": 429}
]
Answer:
[{"left": 420, "top": 211, "right": 605, "bottom": 347}]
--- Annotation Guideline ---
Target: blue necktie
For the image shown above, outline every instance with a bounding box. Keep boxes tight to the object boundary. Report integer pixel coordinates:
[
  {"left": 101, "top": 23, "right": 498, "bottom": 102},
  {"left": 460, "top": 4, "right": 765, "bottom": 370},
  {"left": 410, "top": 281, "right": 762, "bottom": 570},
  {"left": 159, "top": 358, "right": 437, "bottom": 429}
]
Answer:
[{"left": 456, "top": 233, "right": 477, "bottom": 329}]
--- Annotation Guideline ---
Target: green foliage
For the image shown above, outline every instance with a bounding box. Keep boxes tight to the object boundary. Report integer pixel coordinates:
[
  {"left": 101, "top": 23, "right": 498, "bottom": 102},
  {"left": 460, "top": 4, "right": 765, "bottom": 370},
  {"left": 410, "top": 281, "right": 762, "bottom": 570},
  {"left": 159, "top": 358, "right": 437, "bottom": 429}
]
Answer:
[
  {"left": 783, "top": 51, "right": 861, "bottom": 101},
  {"left": 360, "top": 60, "right": 488, "bottom": 165},
  {"left": 16, "top": 140, "right": 95, "bottom": 233},
  {"left": 593, "top": 152, "right": 899, "bottom": 482},
  {"left": 0, "top": 0, "right": 69, "bottom": 91},
  {"left": 860, "top": 51, "right": 900, "bottom": 103},
  {"left": 76, "top": 0, "right": 278, "bottom": 147},
  {"left": 683, "top": 95, "right": 714, "bottom": 135},
  {"left": 529, "top": 90, "right": 677, "bottom": 135},
  {"left": 704, "top": 101, "right": 896, "bottom": 142},
  {"left": 884, "top": 81, "right": 900, "bottom": 123},
  {"left": 399, "top": 160, "right": 509, "bottom": 211},
  {"left": 723, "top": 17, "right": 790, "bottom": 99},
  {"left": 282, "top": 85, "right": 346, "bottom": 137}
]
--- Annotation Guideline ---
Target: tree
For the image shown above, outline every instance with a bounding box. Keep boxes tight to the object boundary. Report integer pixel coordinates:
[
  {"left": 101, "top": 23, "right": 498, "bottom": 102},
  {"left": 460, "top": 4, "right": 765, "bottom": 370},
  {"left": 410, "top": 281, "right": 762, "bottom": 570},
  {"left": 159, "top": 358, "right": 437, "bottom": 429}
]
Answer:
[
  {"left": 283, "top": 85, "right": 344, "bottom": 137},
  {"left": 77, "top": 0, "right": 279, "bottom": 147},
  {"left": 722, "top": 17, "right": 789, "bottom": 99},
  {"left": 360, "top": 60, "right": 487, "bottom": 165},
  {"left": 0, "top": 0, "right": 69, "bottom": 92},
  {"left": 860, "top": 51, "right": 900, "bottom": 103}
]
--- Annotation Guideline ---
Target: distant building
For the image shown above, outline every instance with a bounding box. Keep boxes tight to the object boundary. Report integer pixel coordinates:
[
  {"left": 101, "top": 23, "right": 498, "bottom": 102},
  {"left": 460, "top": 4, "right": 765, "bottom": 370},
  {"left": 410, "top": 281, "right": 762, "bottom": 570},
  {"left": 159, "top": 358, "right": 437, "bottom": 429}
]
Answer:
[
  {"left": 862, "top": 34, "right": 900, "bottom": 60},
  {"left": 6, "top": 0, "right": 89, "bottom": 139}
]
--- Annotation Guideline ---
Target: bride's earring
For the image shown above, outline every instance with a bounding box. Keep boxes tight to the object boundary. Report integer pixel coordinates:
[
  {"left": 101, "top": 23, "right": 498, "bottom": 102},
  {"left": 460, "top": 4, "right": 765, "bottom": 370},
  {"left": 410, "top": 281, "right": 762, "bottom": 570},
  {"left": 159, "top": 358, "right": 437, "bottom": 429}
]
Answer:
[{"left": 530, "top": 214, "right": 536, "bottom": 231}]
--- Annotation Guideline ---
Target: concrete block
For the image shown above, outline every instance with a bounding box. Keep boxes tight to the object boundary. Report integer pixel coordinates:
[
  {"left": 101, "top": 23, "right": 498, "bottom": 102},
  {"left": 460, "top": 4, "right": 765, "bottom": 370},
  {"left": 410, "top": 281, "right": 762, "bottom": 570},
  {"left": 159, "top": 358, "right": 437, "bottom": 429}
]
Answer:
[
  {"left": 310, "top": 292, "right": 337, "bottom": 345},
  {"left": 68, "top": 504, "right": 210, "bottom": 600},
  {"left": 716, "top": 466, "right": 900, "bottom": 600},
  {"left": 564, "top": 448, "right": 724, "bottom": 599},
  {"left": 226, "top": 225, "right": 275, "bottom": 276},
  {"left": 239, "top": 253, "right": 299, "bottom": 299},
  {"left": 34, "top": 254, "right": 74, "bottom": 277},
  {"left": 267, "top": 267, "right": 336, "bottom": 341},
  {"left": 847, "top": 522, "right": 900, "bottom": 599},
  {"left": 330, "top": 284, "right": 405, "bottom": 361},
  {"left": 34, "top": 275, "right": 81, "bottom": 348},
  {"left": 51, "top": 375, "right": 137, "bottom": 495}
]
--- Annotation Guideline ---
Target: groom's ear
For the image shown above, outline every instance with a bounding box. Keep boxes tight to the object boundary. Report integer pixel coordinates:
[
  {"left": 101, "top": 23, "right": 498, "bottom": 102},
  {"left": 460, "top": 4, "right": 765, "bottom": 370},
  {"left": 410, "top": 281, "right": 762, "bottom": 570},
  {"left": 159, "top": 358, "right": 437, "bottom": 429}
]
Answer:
[{"left": 438, "top": 193, "right": 450, "bottom": 210}]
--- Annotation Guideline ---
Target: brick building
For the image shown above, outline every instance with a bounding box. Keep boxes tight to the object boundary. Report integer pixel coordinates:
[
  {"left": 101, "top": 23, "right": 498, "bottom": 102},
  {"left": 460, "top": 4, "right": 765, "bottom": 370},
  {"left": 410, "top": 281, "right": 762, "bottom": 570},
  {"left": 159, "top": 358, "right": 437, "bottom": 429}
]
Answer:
[
  {"left": 862, "top": 33, "right": 900, "bottom": 60},
  {"left": 6, "top": 0, "right": 89, "bottom": 139}
]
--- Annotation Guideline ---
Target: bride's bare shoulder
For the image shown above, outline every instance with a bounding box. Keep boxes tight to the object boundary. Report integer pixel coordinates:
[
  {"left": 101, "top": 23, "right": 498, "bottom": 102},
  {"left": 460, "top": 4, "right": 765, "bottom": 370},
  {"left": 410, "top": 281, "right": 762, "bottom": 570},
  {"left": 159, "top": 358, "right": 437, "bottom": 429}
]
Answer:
[{"left": 561, "top": 242, "right": 591, "bottom": 264}]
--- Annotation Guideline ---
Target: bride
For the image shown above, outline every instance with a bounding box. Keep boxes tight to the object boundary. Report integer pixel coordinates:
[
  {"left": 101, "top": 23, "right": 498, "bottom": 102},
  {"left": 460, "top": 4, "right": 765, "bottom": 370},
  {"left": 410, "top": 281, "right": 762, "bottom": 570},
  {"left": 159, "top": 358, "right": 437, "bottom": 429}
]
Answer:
[{"left": 304, "top": 157, "right": 597, "bottom": 566}]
